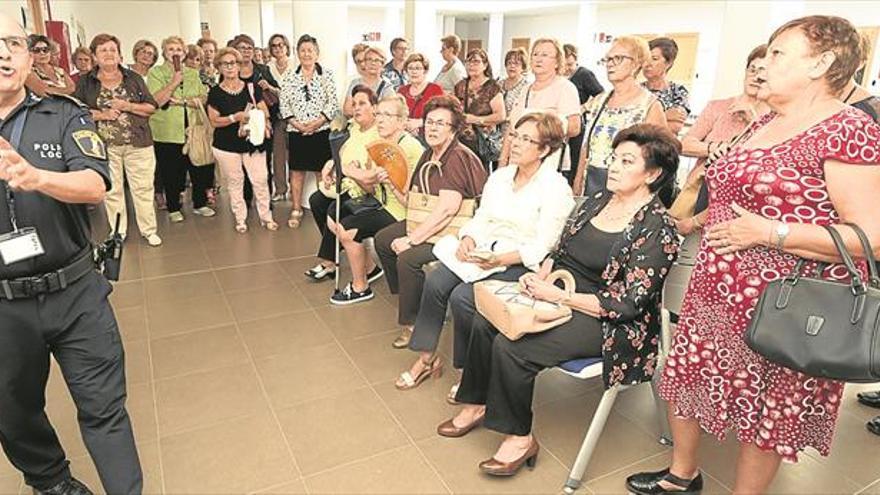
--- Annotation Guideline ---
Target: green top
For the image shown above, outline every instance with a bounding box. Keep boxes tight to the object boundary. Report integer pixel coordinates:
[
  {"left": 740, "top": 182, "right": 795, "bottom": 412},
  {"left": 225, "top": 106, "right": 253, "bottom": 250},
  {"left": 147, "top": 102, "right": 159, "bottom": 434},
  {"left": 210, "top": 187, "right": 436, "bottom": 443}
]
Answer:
[{"left": 147, "top": 63, "right": 207, "bottom": 144}]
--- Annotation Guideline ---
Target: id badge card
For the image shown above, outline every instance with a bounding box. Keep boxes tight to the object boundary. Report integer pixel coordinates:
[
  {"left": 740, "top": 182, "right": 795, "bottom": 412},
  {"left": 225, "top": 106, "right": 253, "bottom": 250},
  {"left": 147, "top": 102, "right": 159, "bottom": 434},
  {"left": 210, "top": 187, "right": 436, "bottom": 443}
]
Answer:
[{"left": 0, "top": 227, "right": 46, "bottom": 265}]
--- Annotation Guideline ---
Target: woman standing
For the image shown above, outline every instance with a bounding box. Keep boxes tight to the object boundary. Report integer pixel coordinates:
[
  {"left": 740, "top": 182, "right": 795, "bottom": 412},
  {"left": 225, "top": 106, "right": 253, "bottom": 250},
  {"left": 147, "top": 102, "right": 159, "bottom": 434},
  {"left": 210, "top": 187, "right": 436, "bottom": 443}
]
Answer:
[
  {"left": 147, "top": 36, "right": 214, "bottom": 223},
  {"left": 75, "top": 33, "right": 161, "bottom": 247},
  {"left": 130, "top": 40, "right": 158, "bottom": 78},
  {"left": 498, "top": 48, "right": 530, "bottom": 133},
  {"left": 267, "top": 34, "right": 295, "bottom": 201},
  {"left": 642, "top": 37, "right": 691, "bottom": 135},
  {"left": 499, "top": 39, "right": 580, "bottom": 182},
  {"left": 675, "top": 45, "right": 769, "bottom": 236},
  {"left": 278, "top": 34, "right": 340, "bottom": 229},
  {"left": 25, "top": 34, "right": 75, "bottom": 96},
  {"left": 197, "top": 38, "right": 219, "bottom": 88},
  {"left": 435, "top": 35, "right": 467, "bottom": 93},
  {"left": 343, "top": 46, "right": 395, "bottom": 118},
  {"left": 397, "top": 53, "right": 444, "bottom": 136},
  {"left": 206, "top": 47, "right": 276, "bottom": 233},
  {"left": 573, "top": 36, "right": 667, "bottom": 196},
  {"left": 629, "top": 16, "right": 880, "bottom": 494},
  {"left": 453, "top": 49, "right": 506, "bottom": 166}
]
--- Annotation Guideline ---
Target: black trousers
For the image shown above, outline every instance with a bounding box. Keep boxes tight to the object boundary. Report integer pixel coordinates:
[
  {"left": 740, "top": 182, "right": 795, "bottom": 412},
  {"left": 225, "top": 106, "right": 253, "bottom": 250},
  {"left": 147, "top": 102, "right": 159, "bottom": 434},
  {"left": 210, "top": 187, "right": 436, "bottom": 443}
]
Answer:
[
  {"left": 568, "top": 130, "right": 586, "bottom": 188},
  {"left": 456, "top": 311, "right": 604, "bottom": 436},
  {"left": 154, "top": 142, "right": 212, "bottom": 212},
  {"left": 309, "top": 190, "right": 396, "bottom": 261},
  {"left": 0, "top": 271, "right": 142, "bottom": 493},
  {"left": 409, "top": 263, "right": 528, "bottom": 369},
  {"left": 374, "top": 221, "right": 437, "bottom": 326}
]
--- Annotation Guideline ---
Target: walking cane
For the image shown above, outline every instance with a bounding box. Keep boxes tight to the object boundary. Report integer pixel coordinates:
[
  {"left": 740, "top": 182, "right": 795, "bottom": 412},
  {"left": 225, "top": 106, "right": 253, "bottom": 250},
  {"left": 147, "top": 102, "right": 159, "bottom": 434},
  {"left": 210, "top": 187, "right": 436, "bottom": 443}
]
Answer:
[{"left": 332, "top": 155, "right": 342, "bottom": 296}]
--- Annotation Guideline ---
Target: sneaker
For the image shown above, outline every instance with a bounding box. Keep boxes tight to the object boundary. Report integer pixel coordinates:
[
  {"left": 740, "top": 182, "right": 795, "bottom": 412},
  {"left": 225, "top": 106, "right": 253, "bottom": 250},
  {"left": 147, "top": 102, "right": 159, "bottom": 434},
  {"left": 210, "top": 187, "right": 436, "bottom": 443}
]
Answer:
[
  {"left": 304, "top": 263, "right": 335, "bottom": 281},
  {"left": 193, "top": 206, "right": 216, "bottom": 217},
  {"left": 366, "top": 266, "right": 384, "bottom": 284},
  {"left": 35, "top": 477, "right": 94, "bottom": 495},
  {"left": 145, "top": 234, "right": 163, "bottom": 247},
  {"left": 271, "top": 192, "right": 287, "bottom": 202},
  {"left": 169, "top": 211, "right": 184, "bottom": 223},
  {"left": 330, "top": 282, "right": 374, "bottom": 305}
]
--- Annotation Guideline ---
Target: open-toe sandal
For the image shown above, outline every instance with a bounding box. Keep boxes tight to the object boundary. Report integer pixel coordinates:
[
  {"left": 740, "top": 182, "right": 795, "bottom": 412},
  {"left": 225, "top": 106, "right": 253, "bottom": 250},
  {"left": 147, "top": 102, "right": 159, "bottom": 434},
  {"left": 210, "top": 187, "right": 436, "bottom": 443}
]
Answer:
[{"left": 395, "top": 356, "right": 443, "bottom": 390}]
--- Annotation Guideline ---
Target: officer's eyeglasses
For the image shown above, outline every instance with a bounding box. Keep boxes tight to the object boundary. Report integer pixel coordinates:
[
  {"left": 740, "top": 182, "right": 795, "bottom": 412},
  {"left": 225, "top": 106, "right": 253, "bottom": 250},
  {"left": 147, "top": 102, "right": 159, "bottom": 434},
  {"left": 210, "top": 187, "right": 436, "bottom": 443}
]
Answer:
[
  {"left": 0, "top": 36, "right": 28, "bottom": 55},
  {"left": 509, "top": 131, "right": 542, "bottom": 147},
  {"left": 218, "top": 60, "right": 238, "bottom": 69},
  {"left": 30, "top": 45, "right": 51, "bottom": 55},
  {"left": 424, "top": 118, "right": 452, "bottom": 129}
]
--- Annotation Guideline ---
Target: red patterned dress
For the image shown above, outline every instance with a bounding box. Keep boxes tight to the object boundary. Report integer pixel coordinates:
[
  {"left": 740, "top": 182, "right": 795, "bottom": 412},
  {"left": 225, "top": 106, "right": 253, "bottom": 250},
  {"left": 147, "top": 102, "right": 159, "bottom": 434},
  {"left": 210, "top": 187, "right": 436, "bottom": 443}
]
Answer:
[{"left": 659, "top": 107, "right": 880, "bottom": 462}]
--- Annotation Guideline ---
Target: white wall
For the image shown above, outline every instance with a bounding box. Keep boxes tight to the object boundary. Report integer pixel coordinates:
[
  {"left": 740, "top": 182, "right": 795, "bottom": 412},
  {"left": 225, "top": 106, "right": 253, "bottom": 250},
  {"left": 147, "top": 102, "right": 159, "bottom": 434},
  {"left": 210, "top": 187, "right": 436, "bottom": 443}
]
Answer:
[
  {"left": 50, "top": 1, "right": 185, "bottom": 62},
  {"left": 502, "top": 10, "right": 578, "bottom": 60}
]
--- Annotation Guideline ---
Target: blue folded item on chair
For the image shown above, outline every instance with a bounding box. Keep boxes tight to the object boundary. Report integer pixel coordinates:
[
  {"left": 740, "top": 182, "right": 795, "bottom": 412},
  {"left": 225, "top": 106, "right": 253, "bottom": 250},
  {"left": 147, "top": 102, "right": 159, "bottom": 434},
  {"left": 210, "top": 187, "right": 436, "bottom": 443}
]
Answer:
[{"left": 559, "top": 357, "right": 602, "bottom": 374}]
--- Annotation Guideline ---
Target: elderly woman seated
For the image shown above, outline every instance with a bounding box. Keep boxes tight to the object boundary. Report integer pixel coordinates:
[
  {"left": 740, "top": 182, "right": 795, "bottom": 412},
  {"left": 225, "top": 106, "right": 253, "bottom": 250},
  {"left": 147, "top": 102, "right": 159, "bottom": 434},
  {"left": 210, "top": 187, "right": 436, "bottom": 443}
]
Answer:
[
  {"left": 439, "top": 123, "right": 680, "bottom": 476},
  {"left": 395, "top": 111, "right": 575, "bottom": 397}
]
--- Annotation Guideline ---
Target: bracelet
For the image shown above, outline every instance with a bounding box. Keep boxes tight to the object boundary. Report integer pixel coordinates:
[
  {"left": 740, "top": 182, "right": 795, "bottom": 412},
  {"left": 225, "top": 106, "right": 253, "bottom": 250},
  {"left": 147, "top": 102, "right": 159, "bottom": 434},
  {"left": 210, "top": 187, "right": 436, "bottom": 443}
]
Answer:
[
  {"left": 768, "top": 221, "right": 776, "bottom": 247},
  {"left": 558, "top": 290, "right": 573, "bottom": 305}
]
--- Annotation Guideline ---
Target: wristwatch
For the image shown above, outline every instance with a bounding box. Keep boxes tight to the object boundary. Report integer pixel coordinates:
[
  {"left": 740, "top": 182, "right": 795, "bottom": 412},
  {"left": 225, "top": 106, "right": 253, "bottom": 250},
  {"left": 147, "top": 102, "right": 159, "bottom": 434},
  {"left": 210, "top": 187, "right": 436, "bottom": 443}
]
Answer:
[{"left": 774, "top": 222, "right": 790, "bottom": 249}]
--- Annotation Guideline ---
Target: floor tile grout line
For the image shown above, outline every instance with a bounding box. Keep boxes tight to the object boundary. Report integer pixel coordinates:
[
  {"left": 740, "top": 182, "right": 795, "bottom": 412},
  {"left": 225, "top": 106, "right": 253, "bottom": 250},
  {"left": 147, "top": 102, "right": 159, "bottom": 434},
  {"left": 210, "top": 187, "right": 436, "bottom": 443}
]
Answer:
[
  {"left": 205, "top": 266, "right": 308, "bottom": 494},
  {"left": 297, "top": 443, "right": 412, "bottom": 484},
  {"left": 309, "top": 305, "right": 455, "bottom": 494},
  {"left": 136, "top": 243, "right": 167, "bottom": 495}
]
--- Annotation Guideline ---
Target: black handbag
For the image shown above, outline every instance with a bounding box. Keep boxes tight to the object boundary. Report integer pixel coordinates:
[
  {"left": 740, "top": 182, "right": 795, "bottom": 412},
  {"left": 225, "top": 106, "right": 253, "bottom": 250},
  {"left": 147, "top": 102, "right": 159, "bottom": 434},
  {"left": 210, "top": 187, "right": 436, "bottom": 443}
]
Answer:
[{"left": 745, "top": 223, "right": 880, "bottom": 383}]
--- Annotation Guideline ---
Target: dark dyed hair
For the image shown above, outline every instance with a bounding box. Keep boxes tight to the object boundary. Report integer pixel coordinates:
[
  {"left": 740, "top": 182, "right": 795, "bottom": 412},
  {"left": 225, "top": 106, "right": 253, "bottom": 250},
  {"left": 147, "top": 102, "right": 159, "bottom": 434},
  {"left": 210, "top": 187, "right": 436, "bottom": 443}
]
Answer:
[
  {"left": 89, "top": 33, "right": 121, "bottom": 55},
  {"left": 769, "top": 15, "right": 864, "bottom": 93},
  {"left": 611, "top": 123, "right": 680, "bottom": 193},
  {"left": 504, "top": 47, "right": 528, "bottom": 71},
  {"left": 563, "top": 43, "right": 577, "bottom": 59},
  {"left": 422, "top": 94, "right": 465, "bottom": 134},
  {"left": 390, "top": 37, "right": 407, "bottom": 52},
  {"left": 514, "top": 112, "right": 566, "bottom": 159},
  {"left": 351, "top": 84, "right": 378, "bottom": 105},
  {"left": 465, "top": 48, "right": 493, "bottom": 79},
  {"left": 747, "top": 44, "right": 767, "bottom": 67},
  {"left": 231, "top": 34, "right": 255, "bottom": 48},
  {"left": 27, "top": 34, "right": 51, "bottom": 50},
  {"left": 649, "top": 37, "right": 679, "bottom": 66}
]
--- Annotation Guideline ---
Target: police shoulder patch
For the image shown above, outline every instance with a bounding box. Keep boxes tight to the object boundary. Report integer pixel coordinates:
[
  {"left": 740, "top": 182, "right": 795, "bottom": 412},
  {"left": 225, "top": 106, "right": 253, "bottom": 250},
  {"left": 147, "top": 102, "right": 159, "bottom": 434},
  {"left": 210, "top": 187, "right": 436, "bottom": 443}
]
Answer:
[{"left": 72, "top": 130, "right": 107, "bottom": 160}]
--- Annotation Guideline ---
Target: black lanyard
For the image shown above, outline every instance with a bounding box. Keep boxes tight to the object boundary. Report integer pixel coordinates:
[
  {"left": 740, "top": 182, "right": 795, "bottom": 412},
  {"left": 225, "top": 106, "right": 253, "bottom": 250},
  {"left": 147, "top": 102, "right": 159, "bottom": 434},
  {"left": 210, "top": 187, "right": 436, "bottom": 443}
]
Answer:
[{"left": 3, "top": 107, "right": 29, "bottom": 232}]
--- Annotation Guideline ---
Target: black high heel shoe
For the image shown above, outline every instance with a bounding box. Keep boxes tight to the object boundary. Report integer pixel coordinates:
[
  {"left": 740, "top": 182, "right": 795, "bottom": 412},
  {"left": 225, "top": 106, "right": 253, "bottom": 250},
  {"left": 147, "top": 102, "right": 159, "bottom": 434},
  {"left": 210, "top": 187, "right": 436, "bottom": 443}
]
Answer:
[{"left": 625, "top": 468, "right": 703, "bottom": 494}]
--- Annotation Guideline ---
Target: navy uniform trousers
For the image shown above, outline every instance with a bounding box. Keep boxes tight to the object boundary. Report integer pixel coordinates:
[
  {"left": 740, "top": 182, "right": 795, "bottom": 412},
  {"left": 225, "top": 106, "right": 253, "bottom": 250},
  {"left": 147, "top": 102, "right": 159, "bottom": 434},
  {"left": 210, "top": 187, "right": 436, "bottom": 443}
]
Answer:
[{"left": 0, "top": 270, "right": 142, "bottom": 494}]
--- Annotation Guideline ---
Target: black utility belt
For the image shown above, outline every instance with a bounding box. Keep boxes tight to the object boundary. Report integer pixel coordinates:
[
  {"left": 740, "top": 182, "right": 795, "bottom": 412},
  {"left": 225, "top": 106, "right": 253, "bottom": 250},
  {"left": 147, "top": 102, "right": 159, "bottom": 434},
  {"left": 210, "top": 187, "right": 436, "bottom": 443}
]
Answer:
[{"left": 0, "top": 249, "right": 96, "bottom": 301}]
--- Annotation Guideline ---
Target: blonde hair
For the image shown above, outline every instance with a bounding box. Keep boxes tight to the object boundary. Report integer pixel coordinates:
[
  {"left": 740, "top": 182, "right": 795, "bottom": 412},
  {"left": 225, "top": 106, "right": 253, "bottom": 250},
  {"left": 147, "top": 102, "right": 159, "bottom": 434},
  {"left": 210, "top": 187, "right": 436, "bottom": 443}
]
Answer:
[
  {"left": 213, "top": 47, "right": 242, "bottom": 70},
  {"left": 364, "top": 45, "right": 386, "bottom": 63},
  {"left": 161, "top": 36, "right": 186, "bottom": 60},
  {"left": 132, "top": 39, "right": 158, "bottom": 65},
  {"left": 531, "top": 38, "right": 565, "bottom": 75},
  {"left": 404, "top": 52, "right": 430, "bottom": 72},
  {"left": 378, "top": 94, "right": 409, "bottom": 118},
  {"left": 185, "top": 44, "right": 203, "bottom": 63},
  {"left": 612, "top": 36, "right": 651, "bottom": 76}
]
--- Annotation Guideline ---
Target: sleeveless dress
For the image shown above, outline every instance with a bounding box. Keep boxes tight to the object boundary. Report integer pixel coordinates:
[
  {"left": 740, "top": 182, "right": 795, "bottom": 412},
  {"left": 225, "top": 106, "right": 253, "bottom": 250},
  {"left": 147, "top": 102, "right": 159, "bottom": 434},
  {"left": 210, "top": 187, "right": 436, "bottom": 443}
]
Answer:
[{"left": 659, "top": 107, "right": 880, "bottom": 462}]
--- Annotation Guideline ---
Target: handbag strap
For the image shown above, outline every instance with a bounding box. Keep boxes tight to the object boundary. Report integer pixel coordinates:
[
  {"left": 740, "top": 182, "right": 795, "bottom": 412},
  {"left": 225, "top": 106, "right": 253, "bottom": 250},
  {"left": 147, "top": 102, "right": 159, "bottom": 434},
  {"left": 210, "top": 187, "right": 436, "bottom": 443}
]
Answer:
[
  {"left": 823, "top": 224, "right": 867, "bottom": 293},
  {"left": 419, "top": 160, "right": 442, "bottom": 194},
  {"left": 844, "top": 223, "right": 880, "bottom": 287}
]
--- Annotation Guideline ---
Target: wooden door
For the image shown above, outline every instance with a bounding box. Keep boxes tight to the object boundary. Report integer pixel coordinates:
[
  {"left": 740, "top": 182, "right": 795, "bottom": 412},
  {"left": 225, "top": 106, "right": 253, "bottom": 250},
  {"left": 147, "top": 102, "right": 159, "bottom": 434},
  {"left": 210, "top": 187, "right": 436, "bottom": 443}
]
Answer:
[{"left": 512, "top": 37, "right": 530, "bottom": 53}]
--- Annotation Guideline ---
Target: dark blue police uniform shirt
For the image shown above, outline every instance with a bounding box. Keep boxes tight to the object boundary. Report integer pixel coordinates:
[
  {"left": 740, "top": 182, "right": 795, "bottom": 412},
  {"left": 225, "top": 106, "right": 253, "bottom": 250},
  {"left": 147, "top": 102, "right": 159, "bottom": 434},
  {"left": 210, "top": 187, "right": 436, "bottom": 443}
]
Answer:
[{"left": 0, "top": 91, "right": 110, "bottom": 279}]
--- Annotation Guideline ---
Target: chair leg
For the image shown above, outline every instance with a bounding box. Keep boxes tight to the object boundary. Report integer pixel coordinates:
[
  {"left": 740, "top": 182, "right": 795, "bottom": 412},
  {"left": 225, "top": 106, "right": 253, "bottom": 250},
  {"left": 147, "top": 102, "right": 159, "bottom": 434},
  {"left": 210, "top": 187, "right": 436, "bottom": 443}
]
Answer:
[
  {"left": 653, "top": 308, "right": 674, "bottom": 446},
  {"left": 563, "top": 386, "right": 620, "bottom": 494}
]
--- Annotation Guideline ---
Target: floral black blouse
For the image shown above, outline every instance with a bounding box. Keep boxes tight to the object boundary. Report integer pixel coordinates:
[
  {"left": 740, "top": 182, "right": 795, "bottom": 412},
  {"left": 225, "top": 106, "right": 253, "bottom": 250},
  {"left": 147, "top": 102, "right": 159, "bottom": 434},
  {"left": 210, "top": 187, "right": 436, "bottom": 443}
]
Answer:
[{"left": 551, "top": 190, "right": 680, "bottom": 388}]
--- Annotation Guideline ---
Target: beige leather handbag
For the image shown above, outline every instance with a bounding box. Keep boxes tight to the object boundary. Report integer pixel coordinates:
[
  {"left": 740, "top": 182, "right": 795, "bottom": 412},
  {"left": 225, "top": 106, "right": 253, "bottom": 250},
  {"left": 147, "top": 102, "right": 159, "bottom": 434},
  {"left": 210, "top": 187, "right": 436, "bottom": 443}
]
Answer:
[
  {"left": 406, "top": 160, "right": 477, "bottom": 244},
  {"left": 474, "top": 270, "right": 576, "bottom": 341}
]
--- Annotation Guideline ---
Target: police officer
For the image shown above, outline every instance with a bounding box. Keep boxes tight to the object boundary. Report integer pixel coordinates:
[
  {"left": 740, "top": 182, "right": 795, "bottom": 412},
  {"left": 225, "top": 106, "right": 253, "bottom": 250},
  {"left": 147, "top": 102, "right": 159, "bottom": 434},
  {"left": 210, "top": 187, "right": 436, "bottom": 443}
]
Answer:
[{"left": 0, "top": 16, "right": 142, "bottom": 495}]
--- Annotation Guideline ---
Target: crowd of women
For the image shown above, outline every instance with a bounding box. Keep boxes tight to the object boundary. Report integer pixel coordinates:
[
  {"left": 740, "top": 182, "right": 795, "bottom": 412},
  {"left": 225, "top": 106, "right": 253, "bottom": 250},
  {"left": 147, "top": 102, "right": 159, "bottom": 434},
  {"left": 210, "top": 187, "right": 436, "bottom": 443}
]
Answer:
[{"left": 30, "top": 12, "right": 880, "bottom": 492}]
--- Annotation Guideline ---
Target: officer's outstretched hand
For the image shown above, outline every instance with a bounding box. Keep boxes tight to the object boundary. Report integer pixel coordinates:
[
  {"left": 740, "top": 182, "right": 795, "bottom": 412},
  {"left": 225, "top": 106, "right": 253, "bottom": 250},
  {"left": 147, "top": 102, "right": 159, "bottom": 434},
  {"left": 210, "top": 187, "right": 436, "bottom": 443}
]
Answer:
[{"left": 0, "top": 137, "right": 44, "bottom": 192}]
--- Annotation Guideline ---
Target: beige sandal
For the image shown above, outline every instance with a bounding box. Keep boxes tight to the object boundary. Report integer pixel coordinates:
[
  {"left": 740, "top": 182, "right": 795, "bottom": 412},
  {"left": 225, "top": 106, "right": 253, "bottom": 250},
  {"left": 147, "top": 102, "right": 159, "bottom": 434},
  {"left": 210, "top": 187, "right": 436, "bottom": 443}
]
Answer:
[
  {"left": 288, "top": 209, "right": 304, "bottom": 229},
  {"left": 392, "top": 327, "right": 413, "bottom": 349},
  {"left": 447, "top": 382, "right": 461, "bottom": 405},
  {"left": 395, "top": 356, "right": 443, "bottom": 390}
]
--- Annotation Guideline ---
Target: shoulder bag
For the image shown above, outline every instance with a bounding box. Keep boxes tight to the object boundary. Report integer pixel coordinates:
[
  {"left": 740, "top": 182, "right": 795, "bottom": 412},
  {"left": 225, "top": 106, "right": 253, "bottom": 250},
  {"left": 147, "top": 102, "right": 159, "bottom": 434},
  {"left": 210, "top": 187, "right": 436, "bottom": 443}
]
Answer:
[
  {"left": 745, "top": 223, "right": 880, "bottom": 383},
  {"left": 463, "top": 80, "right": 502, "bottom": 164},
  {"left": 474, "top": 270, "right": 576, "bottom": 341},
  {"left": 182, "top": 98, "right": 214, "bottom": 166},
  {"left": 405, "top": 160, "right": 477, "bottom": 244}
]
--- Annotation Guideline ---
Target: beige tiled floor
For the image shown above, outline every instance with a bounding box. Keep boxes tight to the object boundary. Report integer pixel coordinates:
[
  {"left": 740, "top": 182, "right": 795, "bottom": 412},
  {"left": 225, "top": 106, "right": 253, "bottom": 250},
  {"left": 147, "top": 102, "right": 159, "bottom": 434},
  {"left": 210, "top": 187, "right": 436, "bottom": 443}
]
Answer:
[{"left": 4, "top": 196, "right": 880, "bottom": 494}]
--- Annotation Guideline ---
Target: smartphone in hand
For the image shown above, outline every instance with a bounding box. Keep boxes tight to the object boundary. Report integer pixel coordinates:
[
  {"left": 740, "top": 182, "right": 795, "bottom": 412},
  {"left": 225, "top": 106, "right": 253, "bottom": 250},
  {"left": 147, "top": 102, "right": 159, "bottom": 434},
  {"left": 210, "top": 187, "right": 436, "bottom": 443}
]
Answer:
[{"left": 172, "top": 55, "right": 181, "bottom": 72}]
